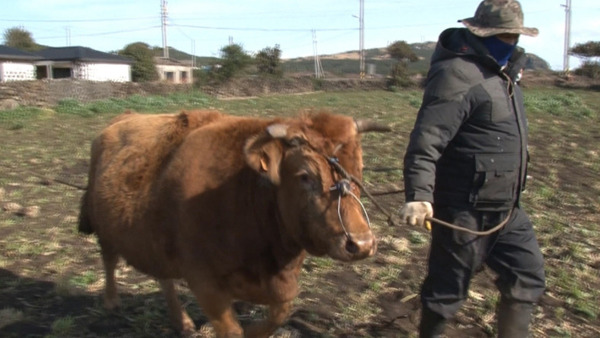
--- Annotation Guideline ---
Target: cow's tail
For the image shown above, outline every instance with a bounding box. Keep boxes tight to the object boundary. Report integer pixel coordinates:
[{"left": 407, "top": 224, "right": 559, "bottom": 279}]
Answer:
[{"left": 78, "top": 189, "right": 94, "bottom": 234}]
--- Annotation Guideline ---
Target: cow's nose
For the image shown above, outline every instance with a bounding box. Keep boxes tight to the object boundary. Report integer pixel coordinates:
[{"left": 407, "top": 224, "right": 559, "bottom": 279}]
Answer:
[
  {"left": 345, "top": 239, "right": 359, "bottom": 254},
  {"left": 345, "top": 232, "right": 376, "bottom": 257}
]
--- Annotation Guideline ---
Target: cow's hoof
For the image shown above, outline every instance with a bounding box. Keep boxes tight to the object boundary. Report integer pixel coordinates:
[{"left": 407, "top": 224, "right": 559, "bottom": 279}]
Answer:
[
  {"left": 244, "top": 323, "right": 275, "bottom": 338},
  {"left": 181, "top": 327, "right": 197, "bottom": 338},
  {"left": 103, "top": 295, "right": 121, "bottom": 310},
  {"left": 179, "top": 315, "right": 196, "bottom": 337}
]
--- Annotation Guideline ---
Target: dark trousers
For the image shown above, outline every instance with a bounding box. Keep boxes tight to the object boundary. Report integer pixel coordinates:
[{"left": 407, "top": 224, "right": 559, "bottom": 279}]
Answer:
[{"left": 421, "top": 206, "right": 545, "bottom": 319}]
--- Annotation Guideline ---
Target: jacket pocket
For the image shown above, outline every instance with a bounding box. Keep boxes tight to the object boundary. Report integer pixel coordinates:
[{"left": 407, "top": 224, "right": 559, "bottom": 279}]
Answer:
[{"left": 469, "top": 153, "right": 519, "bottom": 208}]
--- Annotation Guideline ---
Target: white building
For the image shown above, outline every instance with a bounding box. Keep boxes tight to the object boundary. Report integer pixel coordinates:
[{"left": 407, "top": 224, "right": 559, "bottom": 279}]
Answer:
[
  {"left": 155, "top": 57, "right": 194, "bottom": 84},
  {"left": 0, "top": 45, "right": 40, "bottom": 82},
  {"left": 35, "top": 46, "right": 133, "bottom": 82}
]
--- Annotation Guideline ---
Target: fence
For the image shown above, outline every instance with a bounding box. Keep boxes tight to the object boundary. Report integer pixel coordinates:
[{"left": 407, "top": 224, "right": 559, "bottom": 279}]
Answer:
[{"left": 0, "top": 77, "right": 388, "bottom": 110}]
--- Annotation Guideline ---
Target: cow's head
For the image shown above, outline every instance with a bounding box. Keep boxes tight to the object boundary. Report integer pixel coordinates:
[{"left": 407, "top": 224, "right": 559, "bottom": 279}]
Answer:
[{"left": 244, "top": 112, "right": 390, "bottom": 262}]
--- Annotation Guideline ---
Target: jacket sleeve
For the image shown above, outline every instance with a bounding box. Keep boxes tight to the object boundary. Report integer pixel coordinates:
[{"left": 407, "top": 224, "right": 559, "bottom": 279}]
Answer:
[{"left": 403, "top": 63, "right": 473, "bottom": 203}]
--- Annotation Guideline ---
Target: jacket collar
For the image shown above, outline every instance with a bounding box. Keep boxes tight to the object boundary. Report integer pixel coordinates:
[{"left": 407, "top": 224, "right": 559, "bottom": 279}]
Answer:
[{"left": 432, "top": 28, "right": 525, "bottom": 82}]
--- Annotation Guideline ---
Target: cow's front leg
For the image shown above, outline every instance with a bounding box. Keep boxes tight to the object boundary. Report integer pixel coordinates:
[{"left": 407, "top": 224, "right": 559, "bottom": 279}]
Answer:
[
  {"left": 186, "top": 280, "right": 242, "bottom": 337},
  {"left": 244, "top": 300, "right": 292, "bottom": 338},
  {"left": 158, "top": 279, "right": 195, "bottom": 336},
  {"left": 99, "top": 240, "right": 121, "bottom": 310},
  {"left": 202, "top": 301, "right": 242, "bottom": 338}
]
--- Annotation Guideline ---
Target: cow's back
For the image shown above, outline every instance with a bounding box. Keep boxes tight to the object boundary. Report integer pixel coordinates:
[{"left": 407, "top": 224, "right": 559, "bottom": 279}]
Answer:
[
  {"left": 80, "top": 110, "right": 223, "bottom": 276},
  {"left": 152, "top": 116, "right": 292, "bottom": 288}
]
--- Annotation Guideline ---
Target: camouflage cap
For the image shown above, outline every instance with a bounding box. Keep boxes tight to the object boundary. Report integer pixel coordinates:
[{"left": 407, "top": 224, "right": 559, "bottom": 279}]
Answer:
[{"left": 459, "top": 0, "right": 539, "bottom": 37}]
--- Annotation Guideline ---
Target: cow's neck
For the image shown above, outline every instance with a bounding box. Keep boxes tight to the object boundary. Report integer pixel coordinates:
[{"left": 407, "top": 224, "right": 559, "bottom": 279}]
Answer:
[
  {"left": 229, "top": 174, "right": 306, "bottom": 302},
  {"left": 270, "top": 192, "right": 305, "bottom": 261},
  {"left": 241, "top": 171, "right": 304, "bottom": 258}
]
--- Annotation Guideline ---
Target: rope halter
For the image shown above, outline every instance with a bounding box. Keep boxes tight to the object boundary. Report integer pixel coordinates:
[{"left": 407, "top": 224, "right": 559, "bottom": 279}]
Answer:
[{"left": 326, "top": 157, "right": 371, "bottom": 240}]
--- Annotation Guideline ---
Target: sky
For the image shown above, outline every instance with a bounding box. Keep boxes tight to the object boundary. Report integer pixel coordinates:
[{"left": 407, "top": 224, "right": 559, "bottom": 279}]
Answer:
[{"left": 1, "top": 0, "right": 598, "bottom": 71}]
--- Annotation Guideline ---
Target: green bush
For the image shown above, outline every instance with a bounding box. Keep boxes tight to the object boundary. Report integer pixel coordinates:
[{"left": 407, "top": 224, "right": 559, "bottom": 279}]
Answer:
[
  {"left": 256, "top": 45, "right": 283, "bottom": 77},
  {"left": 0, "top": 107, "right": 42, "bottom": 130},
  {"left": 119, "top": 42, "right": 159, "bottom": 82},
  {"left": 573, "top": 61, "right": 600, "bottom": 79},
  {"left": 215, "top": 44, "right": 252, "bottom": 82},
  {"left": 312, "top": 78, "right": 323, "bottom": 90},
  {"left": 386, "top": 63, "right": 415, "bottom": 90},
  {"left": 88, "top": 99, "right": 126, "bottom": 114},
  {"left": 55, "top": 99, "right": 92, "bottom": 116}
]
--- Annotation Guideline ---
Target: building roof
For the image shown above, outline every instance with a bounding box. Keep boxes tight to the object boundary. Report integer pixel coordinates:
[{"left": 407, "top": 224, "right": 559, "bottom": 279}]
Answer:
[
  {"left": 35, "top": 46, "right": 133, "bottom": 64},
  {"left": 154, "top": 57, "right": 190, "bottom": 66},
  {"left": 0, "top": 45, "right": 42, "bottom": 61}
]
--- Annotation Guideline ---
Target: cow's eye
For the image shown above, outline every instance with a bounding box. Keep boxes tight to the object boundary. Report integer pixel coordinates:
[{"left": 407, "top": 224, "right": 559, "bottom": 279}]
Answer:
[
  {"left": 296, "top": 171, "right": 316, "bottom": 189},
  {"left": 298, "top": 171, "right": 311, "bottom": 183}
]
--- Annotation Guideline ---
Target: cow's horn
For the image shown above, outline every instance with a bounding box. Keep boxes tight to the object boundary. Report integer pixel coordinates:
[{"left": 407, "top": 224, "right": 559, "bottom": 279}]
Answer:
[
  {"left": 355, "top": 119, "right": 392, "bottom": 133},
  {"left": 266, "top": 124, "right": 288, "bottom": 138}
]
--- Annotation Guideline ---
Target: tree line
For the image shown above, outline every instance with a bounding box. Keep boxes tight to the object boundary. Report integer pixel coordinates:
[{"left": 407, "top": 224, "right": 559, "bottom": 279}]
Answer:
[
  {"left": 2, "top": 27, "right": 285, "bottom": 83},
  {"left": 570, "top": 41, "right": 600, "bottom": 78},
  {"left": 4, "top": 27, "right": 600, "bottom": 82},
  {"left": 2, "top": 26, "right": 424, "bottom": 87}
]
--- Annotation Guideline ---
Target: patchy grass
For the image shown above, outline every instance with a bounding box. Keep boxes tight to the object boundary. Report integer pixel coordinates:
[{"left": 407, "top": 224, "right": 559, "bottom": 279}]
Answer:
[
  {"left": 0, "top": 89, "right": 598, "bottom": 337},
  {"left": 48, "top": 316, "right": 76, "bottom": 337},
  {"left": 0, "top": 308, "right": 24, "bottom": 330}
]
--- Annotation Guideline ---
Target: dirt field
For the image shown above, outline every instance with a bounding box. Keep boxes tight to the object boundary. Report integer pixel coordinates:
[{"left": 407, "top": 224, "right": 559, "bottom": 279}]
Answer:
[{"left": 0, "top": 88, "right": 599, "bottom": 337}]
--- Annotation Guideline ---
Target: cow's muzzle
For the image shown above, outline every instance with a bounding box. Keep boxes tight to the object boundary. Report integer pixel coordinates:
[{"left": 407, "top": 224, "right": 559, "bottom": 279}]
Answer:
[
  {"left": 344, "top": 231, "right": 377, "bottom": 259},
  {"left": 329, "top": 175, "right": 376, "bottom": 260}
]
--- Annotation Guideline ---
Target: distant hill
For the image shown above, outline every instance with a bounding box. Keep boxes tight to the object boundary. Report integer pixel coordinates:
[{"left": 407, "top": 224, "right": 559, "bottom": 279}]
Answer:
[
  {"left": 155, "top": 42, "right": 549, "bottom": 77},
  {"left": 281, "top": 42, "right": 550, "bottom": 77},
  {"left": 151, "top": 47, "right": 219, "bottom": 66},
  {"left": 525, "top": 54, "right": 550, "bottom": 71}
]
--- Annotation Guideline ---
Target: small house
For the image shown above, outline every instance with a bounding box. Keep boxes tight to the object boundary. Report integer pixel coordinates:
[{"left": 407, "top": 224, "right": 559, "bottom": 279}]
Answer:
[
  {"left": 154, "top": 57, "right": 194, "bottom": 84},
  {"left": 35, "top": 46, "right": 133, "bottom": 82},
  {"left": 0, "top": 45, "right": 40, "bottom": 82}
]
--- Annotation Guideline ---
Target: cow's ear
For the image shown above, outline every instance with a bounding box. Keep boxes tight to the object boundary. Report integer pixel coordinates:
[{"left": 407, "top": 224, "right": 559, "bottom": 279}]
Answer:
[{"left": 244, "top": 130, "right": 285, "bottom": 185}]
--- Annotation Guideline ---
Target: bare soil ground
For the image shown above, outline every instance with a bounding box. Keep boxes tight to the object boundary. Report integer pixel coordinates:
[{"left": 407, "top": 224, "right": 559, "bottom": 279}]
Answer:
[{"left": 0, "top": 87, "right": 599, "bottom": 338}]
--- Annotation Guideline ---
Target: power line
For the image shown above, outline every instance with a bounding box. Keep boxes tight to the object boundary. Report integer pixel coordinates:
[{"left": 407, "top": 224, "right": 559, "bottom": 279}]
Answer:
[
  {"left": 4, "top": 15, "right": 446, "bottom": 44},
  {"left": 168, "top": 11, "right": 356, "bottom": 21},
  {"left": 36, "top": 26, "right": 161, "bottom": 40},
  {"left": 171, "top": 24, "right": 357, "bottom": 32},
  {"left": 0, "top": 16, "right": 157, "bottom": 23},
  {"left": 31, "top": 22, "right": 440, "bottom": 42}
]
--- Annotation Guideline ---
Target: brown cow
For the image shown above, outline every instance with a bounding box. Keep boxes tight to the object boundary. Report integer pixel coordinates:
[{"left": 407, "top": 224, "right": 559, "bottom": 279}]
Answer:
[{"left": 78, "top": 109, "right": 388, "bottom": 337}]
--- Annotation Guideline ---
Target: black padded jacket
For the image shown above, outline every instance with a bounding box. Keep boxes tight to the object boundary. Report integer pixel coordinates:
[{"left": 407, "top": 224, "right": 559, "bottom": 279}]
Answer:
[{"left": 403, "top": 28, "right": 528, "bottom": 211}]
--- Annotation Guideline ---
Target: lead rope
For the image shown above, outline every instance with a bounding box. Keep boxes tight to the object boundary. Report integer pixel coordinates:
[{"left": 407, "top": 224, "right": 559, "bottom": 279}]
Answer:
[
  {"left": 426, "top": 211, "right": 511, "bottom": 236},
  {"left": 327, "top": 158, "right": 396, "bottom": 227},
  {"left": 327, "top": 157, "right": 509, "bottom": 236}
]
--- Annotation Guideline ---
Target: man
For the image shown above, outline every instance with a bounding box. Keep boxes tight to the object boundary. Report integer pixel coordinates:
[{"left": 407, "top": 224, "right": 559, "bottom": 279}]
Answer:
[{"left": 399, "top": 1, "right": 546, "bottom": 337}]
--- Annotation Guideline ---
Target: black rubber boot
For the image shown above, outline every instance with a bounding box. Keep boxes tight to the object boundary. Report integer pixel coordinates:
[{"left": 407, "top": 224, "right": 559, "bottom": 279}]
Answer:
[
  {"left": 419, "top": 307, "right": 447, "bottom": 338},
  {"left": 497, "top": 299, "right": 534, "bottom": 338}
]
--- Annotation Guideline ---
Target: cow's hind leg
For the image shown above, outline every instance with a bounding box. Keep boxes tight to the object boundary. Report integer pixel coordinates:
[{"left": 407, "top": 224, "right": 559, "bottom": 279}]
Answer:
[
  {"left": 99, "top": 240, "right": 121, "bottom": 310},
  {"left": 244, "top": 301, "right": 292, "bottom": 338},
  {"left": 158, "top": 279, "right": 196, "bottom": 336}
]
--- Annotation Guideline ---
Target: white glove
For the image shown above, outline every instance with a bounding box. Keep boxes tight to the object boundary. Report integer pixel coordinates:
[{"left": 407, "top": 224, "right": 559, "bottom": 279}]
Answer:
[{"left": 400, "top": 201, "right": 433, "bottom": 229}]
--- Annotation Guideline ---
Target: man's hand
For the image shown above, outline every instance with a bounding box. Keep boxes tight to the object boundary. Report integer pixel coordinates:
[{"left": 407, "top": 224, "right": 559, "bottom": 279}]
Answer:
[{"left": 400, "top": 201, "right": 433, "bottom": 229}]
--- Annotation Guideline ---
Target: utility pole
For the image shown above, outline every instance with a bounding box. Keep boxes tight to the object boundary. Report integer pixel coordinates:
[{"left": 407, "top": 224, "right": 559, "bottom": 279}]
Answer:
[
  {"left": 562, "top": 0, "right": 572, "bottom": 74},
  {"left": 359, "top": 0, "right": 365, "bottom": 78},
  {"left": 312, "top": 30, "right": 324, "bottom": 79},
  {"left": 161, "top": 0, "right": 169, "bottom": 58},
  {"left": 64, "top": 26, "right": 71, "bottom": 46},
  {"left": 192, "top": 40, "right": 196, "bottom": 68}
]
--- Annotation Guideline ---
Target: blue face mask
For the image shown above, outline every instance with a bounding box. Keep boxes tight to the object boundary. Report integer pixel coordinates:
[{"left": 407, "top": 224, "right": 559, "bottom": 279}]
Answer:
[{"left": 482, "top": 35, "right": 517, "bottom": 66}]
